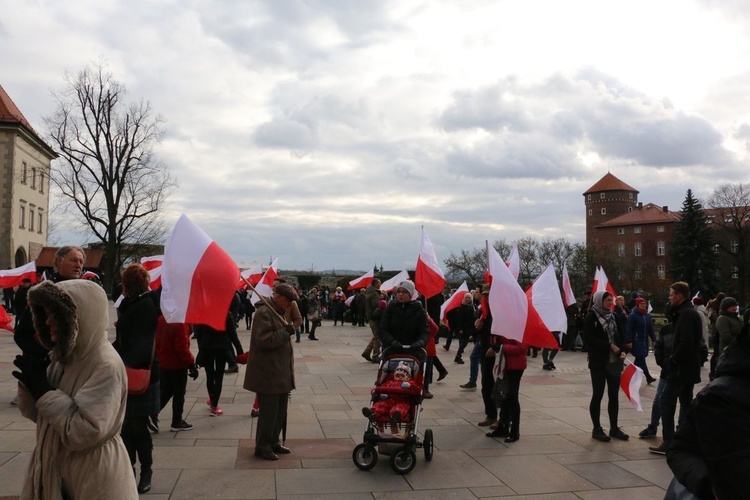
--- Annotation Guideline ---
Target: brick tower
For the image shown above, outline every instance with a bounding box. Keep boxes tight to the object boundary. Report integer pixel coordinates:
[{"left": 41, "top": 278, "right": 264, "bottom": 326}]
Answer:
[{"left": 583, "top": 172, "right": 639, "bottom": 246}]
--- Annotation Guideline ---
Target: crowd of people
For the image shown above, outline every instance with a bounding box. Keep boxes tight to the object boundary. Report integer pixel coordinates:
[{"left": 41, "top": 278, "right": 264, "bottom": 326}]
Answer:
[{"left": 5, "top": 251, "right": 750, "bottom": 498}]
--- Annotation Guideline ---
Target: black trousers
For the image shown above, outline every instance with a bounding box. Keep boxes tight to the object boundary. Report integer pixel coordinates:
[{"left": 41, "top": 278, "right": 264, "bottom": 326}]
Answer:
[
  {"left": 499, "top": 370, "right": 524, "bottom": 437},
  {"left": 255, "top": 393, "right": 288, "bottom": 452},
  {"left": 121, "top": 416, "right": 152, "bottom": 469},
  {"left": 480, "top": 354, "right": 497, "bottom": 420},
  {"left": 202, "top": 348, "right": 227, "bottom": 407},
  {"left": 160, "top": 368, "right": 188, "bottom": 425},
  {"left": 589, "top": 363, "right": 622, "bottom": 429}
]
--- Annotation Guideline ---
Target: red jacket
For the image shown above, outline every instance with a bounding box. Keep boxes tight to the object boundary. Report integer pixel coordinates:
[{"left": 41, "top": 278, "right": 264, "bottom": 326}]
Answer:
[
  {"left": 426, "top": 317, "right": 439, "bottom": 356},
  {"left": 155, "top": 316, "right": 195, "bottom": 370},
  {"left": 499, "top": 337, "right": 527, "bottom": 371}
]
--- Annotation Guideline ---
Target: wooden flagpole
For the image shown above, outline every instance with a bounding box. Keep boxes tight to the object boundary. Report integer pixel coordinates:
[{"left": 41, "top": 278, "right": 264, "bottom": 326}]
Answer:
[{"left": 242, "top": 277, "right": 289, "bottom": 325}]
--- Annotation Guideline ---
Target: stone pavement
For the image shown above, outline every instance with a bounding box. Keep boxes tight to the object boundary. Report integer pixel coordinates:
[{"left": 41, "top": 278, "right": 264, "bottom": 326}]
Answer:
[{"left": 0, "top": 309, "right": 708, "bottom": 499}]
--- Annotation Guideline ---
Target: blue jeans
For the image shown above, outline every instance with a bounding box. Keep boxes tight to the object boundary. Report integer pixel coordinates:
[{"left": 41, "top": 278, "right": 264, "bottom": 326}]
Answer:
[
  {"left": 649, "top": 378, "right": 666, "bottom": 428},
  {"left": 469, "top": 343, "right": 482, "bottom": 384},
  {"left": 659, "top": 374, "right": 694, "bottom": 444}
]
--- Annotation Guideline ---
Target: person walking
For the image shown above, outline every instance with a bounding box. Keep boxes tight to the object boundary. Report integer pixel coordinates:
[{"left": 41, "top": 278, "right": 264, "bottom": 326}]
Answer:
[
  {"left": 625, "top": 297, "right": 657, "bottom": 384},
  {"left": 362, "top": 279, "right": 382, "bottom": 363},
  {"left": 583, "top": 291, "right": 629, "bottom": 442}
]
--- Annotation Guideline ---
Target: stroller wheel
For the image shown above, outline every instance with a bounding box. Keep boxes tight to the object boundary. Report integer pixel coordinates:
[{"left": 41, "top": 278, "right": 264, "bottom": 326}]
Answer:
[
  {"left": 423, "top": 428, "right": 434, "bottom": 461},
  {"left": 389, "top": 446, "right": 417, "bottom": 475},
  {"left": 352, "top": 444, "right": 378, "bottom": 471}
]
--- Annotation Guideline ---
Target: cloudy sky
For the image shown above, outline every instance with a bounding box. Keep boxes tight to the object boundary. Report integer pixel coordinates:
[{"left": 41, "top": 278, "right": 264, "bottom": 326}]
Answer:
[{"left": 3, "top": 0, "right": 750, "bottom": 272}]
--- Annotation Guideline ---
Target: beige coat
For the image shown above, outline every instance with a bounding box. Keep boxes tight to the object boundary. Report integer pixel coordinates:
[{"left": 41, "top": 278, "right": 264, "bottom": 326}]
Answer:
[
  {"left": 18, "top": 280, "right": 138, "bottom": 500},
  {"left": 243, "top": 297, "right": 295, "bottom": 395}
]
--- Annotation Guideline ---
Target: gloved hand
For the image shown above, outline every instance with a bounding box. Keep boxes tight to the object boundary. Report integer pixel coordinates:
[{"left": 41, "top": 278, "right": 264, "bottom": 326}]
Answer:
[
  {"left": 284, "top": 325, "right": 295, "bottom": 335},
  {"left": 235, "top": 352, "right": 249, "bottom": 365},
  {"left": 188, "top": 364, "right": 199, "bottom": 380},
  {"left": 391, "top": 340, "right": 402, "bottom": 349},
  {"left": 411, "top": 340, "right": 424, "bottom": 349},
  {"left": 12, "top": 355, "right": 52, "bottom": 400}
]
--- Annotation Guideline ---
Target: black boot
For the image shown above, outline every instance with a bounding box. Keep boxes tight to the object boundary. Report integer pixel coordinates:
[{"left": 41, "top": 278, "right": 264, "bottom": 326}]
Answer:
[{"left": 138, "top": 468, "right": 152, "bottom": 494}]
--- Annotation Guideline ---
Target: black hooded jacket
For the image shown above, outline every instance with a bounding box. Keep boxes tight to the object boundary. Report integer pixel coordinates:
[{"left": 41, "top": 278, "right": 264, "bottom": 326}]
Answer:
[{"left": 378, "top": 300, "right": 429, "bottom": 348}]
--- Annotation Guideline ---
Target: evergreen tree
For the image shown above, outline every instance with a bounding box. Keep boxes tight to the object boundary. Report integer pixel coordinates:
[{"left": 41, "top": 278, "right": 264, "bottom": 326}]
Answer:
[{"left": 669, "top": 189, "right": 719, "bottom": 294}]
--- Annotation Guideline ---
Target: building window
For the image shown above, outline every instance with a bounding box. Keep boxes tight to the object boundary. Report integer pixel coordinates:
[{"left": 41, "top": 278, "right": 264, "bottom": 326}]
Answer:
[
  {"left": 617, "top": 243, "right": 625, "bottom": 257},
  {"left": 617, "top": 228, "right": 625, "bottom": 235},
  {"left": 634, "top": 227, "right": 641, "bottom": 234},
  {"left": 601, "top": 208, "right": 607, "bottom": 215},
  {"left": 732, "top": 266, "right": 739, "bottom": 279},
  {"left": 29, "top": 208, "right": 35, "bottom": 231},
  {"left": 724, "top": 215, "right": 734, "bottom": 223},
  {"left": 19, "top": 204, "right": 25, "bottom": 228},
  {"left": 600, "top": 193, "right": 606, "bottom": 199},
  {"left": 657, "top": 241, "right": 665, "bottom": 256},
  {"left": 587, "top": 194, "right": 591, "bottom": 201},
  {"left": 731, "top": 240, "right": 738, "bottom": 253},
  {"left": 588, "top": 209, "right": 593, "bottom": 216},
  {"left": 706, "top": 215, "right": 715, "bottom": 225},
  {"left": 635, "top": 266, "right": 642, "bottom": 279},
  {"left": 657, "top": 225, "right": 664, "bottom": 232},
  {"left": 634, "top": 242, "right": 642, "bottom": 257},
  {"left": 22, "top": 162, "right": 28, "bottom": 184},
  {"left": 40, "top": 173, "right": 44, "bottom": 194},
  {"left": 31, "top": 168, "right": 36, "bottom": 189},
  {"left": 658, "top": 265, "right": 665, "bottom": 279},
  {"left": 38, "top": 212, "right": 43, "bottom": 234},
  {"left": 629, "top": 193, "right": 633, "bottom": 199},
  {"left": 628, "top": 207, "right": 633, "bottom": 212}
]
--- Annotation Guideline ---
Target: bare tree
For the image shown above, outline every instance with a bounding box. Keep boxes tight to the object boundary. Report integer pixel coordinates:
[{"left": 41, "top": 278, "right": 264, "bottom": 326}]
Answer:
[
  {"left": 444, "top": 248, "right": 487, "bottom": 288},
  {"left": 45, "top": 62, "right": 175, "bottom": 294},
  {"left": 706, "top": 183, "right": 750, "bottom": 303}
]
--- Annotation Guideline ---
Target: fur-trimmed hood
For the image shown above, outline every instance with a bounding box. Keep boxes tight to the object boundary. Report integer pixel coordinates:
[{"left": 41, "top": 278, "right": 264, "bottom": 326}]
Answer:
[{"left": 28, "top": 280, "right": 109, "bottom": 364}]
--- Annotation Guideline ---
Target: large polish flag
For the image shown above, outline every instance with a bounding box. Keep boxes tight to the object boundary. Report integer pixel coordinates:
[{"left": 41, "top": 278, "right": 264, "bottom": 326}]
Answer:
[
  {"left": 591, "top": 266, "right": 617, "bottom": 299},
  {"left": 348, "top": 269, "right": 374, "bottom": 290},
  {"left": 506, "top": 245, "right": 520, "bottom": 281},
  {"left": 0, "top": 262, "right": 38, "bottom": 288},
  {"left": 621, "top": 361, "right": 644, "bottom": 411},
  {"left": 148, "top": 266, "right": 162, "bottom": 290},
  {"left": 525, "top": 264, "right": 567, "bottom": 334},
  {"left": 415, "top": 226, "right": 446, "bottom": 298},
  {"left": 250, "top": 258, "right": 279, "bottom": 303},
  {"left": 237, "top": 260, "right": 263, "bottom": 290},
  {"left": 440, "top": 281, "right": 470, "bottom": 327},
  {"left": 487, "top": 242, "right": 558, "bottom": 349},
  {"left": 140, "top": 255, "right": 164, "bottom": 271},
  {"left": 160, "top": 214, "right": 239, "bottom": 331},
  {"left": 379, "top": 270, "right": 409, "bottom": 293},
  {"left": 562, "top": 263, "right": 577, "bottom": 307}
]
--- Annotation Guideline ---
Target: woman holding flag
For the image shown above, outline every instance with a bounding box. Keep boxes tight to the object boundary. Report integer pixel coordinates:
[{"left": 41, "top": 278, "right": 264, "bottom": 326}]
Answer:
[{"left": 583, "top": 291, "right": 630, "bottom": 442}]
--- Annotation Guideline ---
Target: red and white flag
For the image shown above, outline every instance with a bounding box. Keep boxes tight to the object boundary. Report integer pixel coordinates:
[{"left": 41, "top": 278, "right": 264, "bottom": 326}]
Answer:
[
  {"left": 348, "top": 269, "right": 374, "bottom": 290},
  {"left": 562, "top": 263, "right": 577, "bottom": 307},
  {"left": 440, "top": 281, "right": 469, "bottom": 327},
  {"left": 251, "top": 258, "right": 279, "bottom": 303},
  {"left": 345, "top": 294, "right": 355, "bottom": 306},
  {"left": 0, "top": 261, "right": 38, "bottom": 288},
  {"left": 415, "top": 226, "right": 446, "bottom": 298},
  {"left": 160, "top": 214, "right": 239, "bottom": 331},
  {"left": 380, "top": 270, "right": 409, "bottom": 293},
  {"left": 526, "top": 264, "right": 567, "bottom": 334},
  {"left": 237, "top": 260, "right": 263, "bottom": 289},
  {"left": 621, "top": 361, "right": 644, "bottom": 411},
  {"left": 80, "top": 271, "right": 100, "bottom": 281},
  {"left": 148, "top": 266, "right": 162, "bottom": 290},
  {"left": 591, "top": 266, "right": 617, "bottom": 303},
  {"left": 140, "top": 255, "right": 163, "bottom": 271},
  {"left": 506, "top": 245, "right": 520, "bottom": 281},
  {"left": 487, "top": 242, "right": 558, "bottom": 349},
  {"left": 0, "top": 305, "right": 14, "bottom": 332}
]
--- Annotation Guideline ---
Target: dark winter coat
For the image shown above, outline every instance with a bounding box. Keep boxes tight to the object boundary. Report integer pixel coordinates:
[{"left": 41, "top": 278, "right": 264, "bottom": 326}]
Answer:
[
  {"left": 654, "top": 323, "right": 676, "bottom": 378},
  {"left": 583, "top": 310, "right": 626, "bottom": 369},
  {"left": 364, "top": 284, "right": 380, "bottom": 321},
  {"left": 670, "top": 299, "right": 703, "bottom": 385},
  {"left": 379, "top": 300, "right": 429, "bottom": 348},
  {"left": 715, "top": 312, "right": 743, "bottom": 354},
  {"left": 625, "top": 309, "right": 655, "bottom": 358},
  {"left": 667, "top": 328, "right": 750, "bottom": 499}
]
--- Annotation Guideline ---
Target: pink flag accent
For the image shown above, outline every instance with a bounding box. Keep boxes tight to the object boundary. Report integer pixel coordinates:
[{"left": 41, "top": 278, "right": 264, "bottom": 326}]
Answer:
[
  {"left": 251, "top": 258, "right": 278, "bottom": 302},
  {"left": 348, "top": 269, "right": 374, "bottom": 290},
  {"left": 562, "top": 263, "right": 576, "bottom": 307},
  {"left": 80, "top": 271, "right": 100, "bottom": 280},
  {"left": 379, "top": 270, "right": 409, "bottom": 292},
  {"left": 148, "top": 266, "right": 162, "bottom": 290},
  {"left": 415, "top": 226, "right": 446, "bottom": 298},
  {"left": 487, "top": 243, "right": 558, "bottom": 349},
  {"left": 237, "top": 260, "right": 263, "bottom": 289},
  {"left": 140, "top": 255, "right": 164, "bottom": 271},
  {"left": 160, "top": 214, "right": 239, "bottom": 330},
  {"left": 526, "top": 264, "right": 567, "bottom": 334},
  {"left": 440, "top": 281, "right": 469, "bottom": 327},
  {"left": 0, "top": 262, "right": 38, "bottom": 288},
  {"left": 621, "top": 362, "right": 644, "bottom": 411},
  {"left": 506, "top": 245, "right": 520, "bottom": 280}
]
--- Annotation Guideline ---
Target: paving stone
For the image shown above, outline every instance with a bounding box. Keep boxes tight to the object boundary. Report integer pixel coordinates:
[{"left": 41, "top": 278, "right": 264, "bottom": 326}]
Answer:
[
  {"left": 476, "top": 454, "right": 598, "bottom": 495},
  {"left": 566, "top": 462, "right": 651, "bottom": 488}
]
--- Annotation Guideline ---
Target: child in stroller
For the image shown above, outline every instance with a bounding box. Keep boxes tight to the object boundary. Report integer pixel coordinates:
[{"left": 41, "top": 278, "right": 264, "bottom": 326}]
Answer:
[{"left": 362, "top": 359, "right": 421, "bottom": 434}]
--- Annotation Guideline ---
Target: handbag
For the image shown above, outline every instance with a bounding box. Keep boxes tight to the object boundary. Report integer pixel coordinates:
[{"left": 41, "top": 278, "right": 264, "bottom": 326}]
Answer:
[
  {"left": 491, "top": 346, "right": 509, "bottom": 403},
  {"left": 126, "top": 340, "right": 155, "bottom": 396}
]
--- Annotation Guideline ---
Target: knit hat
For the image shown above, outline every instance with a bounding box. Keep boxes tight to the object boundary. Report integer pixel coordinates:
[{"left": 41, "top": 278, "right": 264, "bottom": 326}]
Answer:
[
  {"left": 396, "top": 280, "right": 415, "bottom": 297},
  {"left": 377, "top": 299, "right": 387, "bottom": 310},
  {"left": 634, "top": 297, "right": 647, "bottom": 308},
  {"left": 394, "top": 360, "right": 412, "bottom": 378},
  {"left": 720, "top": 297, "right": 739, "bottom": 311}
]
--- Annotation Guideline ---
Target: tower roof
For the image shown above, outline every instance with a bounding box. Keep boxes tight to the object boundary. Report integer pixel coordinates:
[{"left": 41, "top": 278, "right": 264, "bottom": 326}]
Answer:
[
  {"left": 0, "top": 84, "right": 57, "bottom": 159},
  {"left": 583, "top": 172, "right": 639, "bottom": 195},
  {"left": 597, "top": 203, "right": 680, "bottom": 227}
]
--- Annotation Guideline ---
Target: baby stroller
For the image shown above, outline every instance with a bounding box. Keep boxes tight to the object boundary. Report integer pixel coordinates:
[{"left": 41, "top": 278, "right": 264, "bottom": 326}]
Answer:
[{"left": 352, "top": 345, "right": 434, "bottom": 475}]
